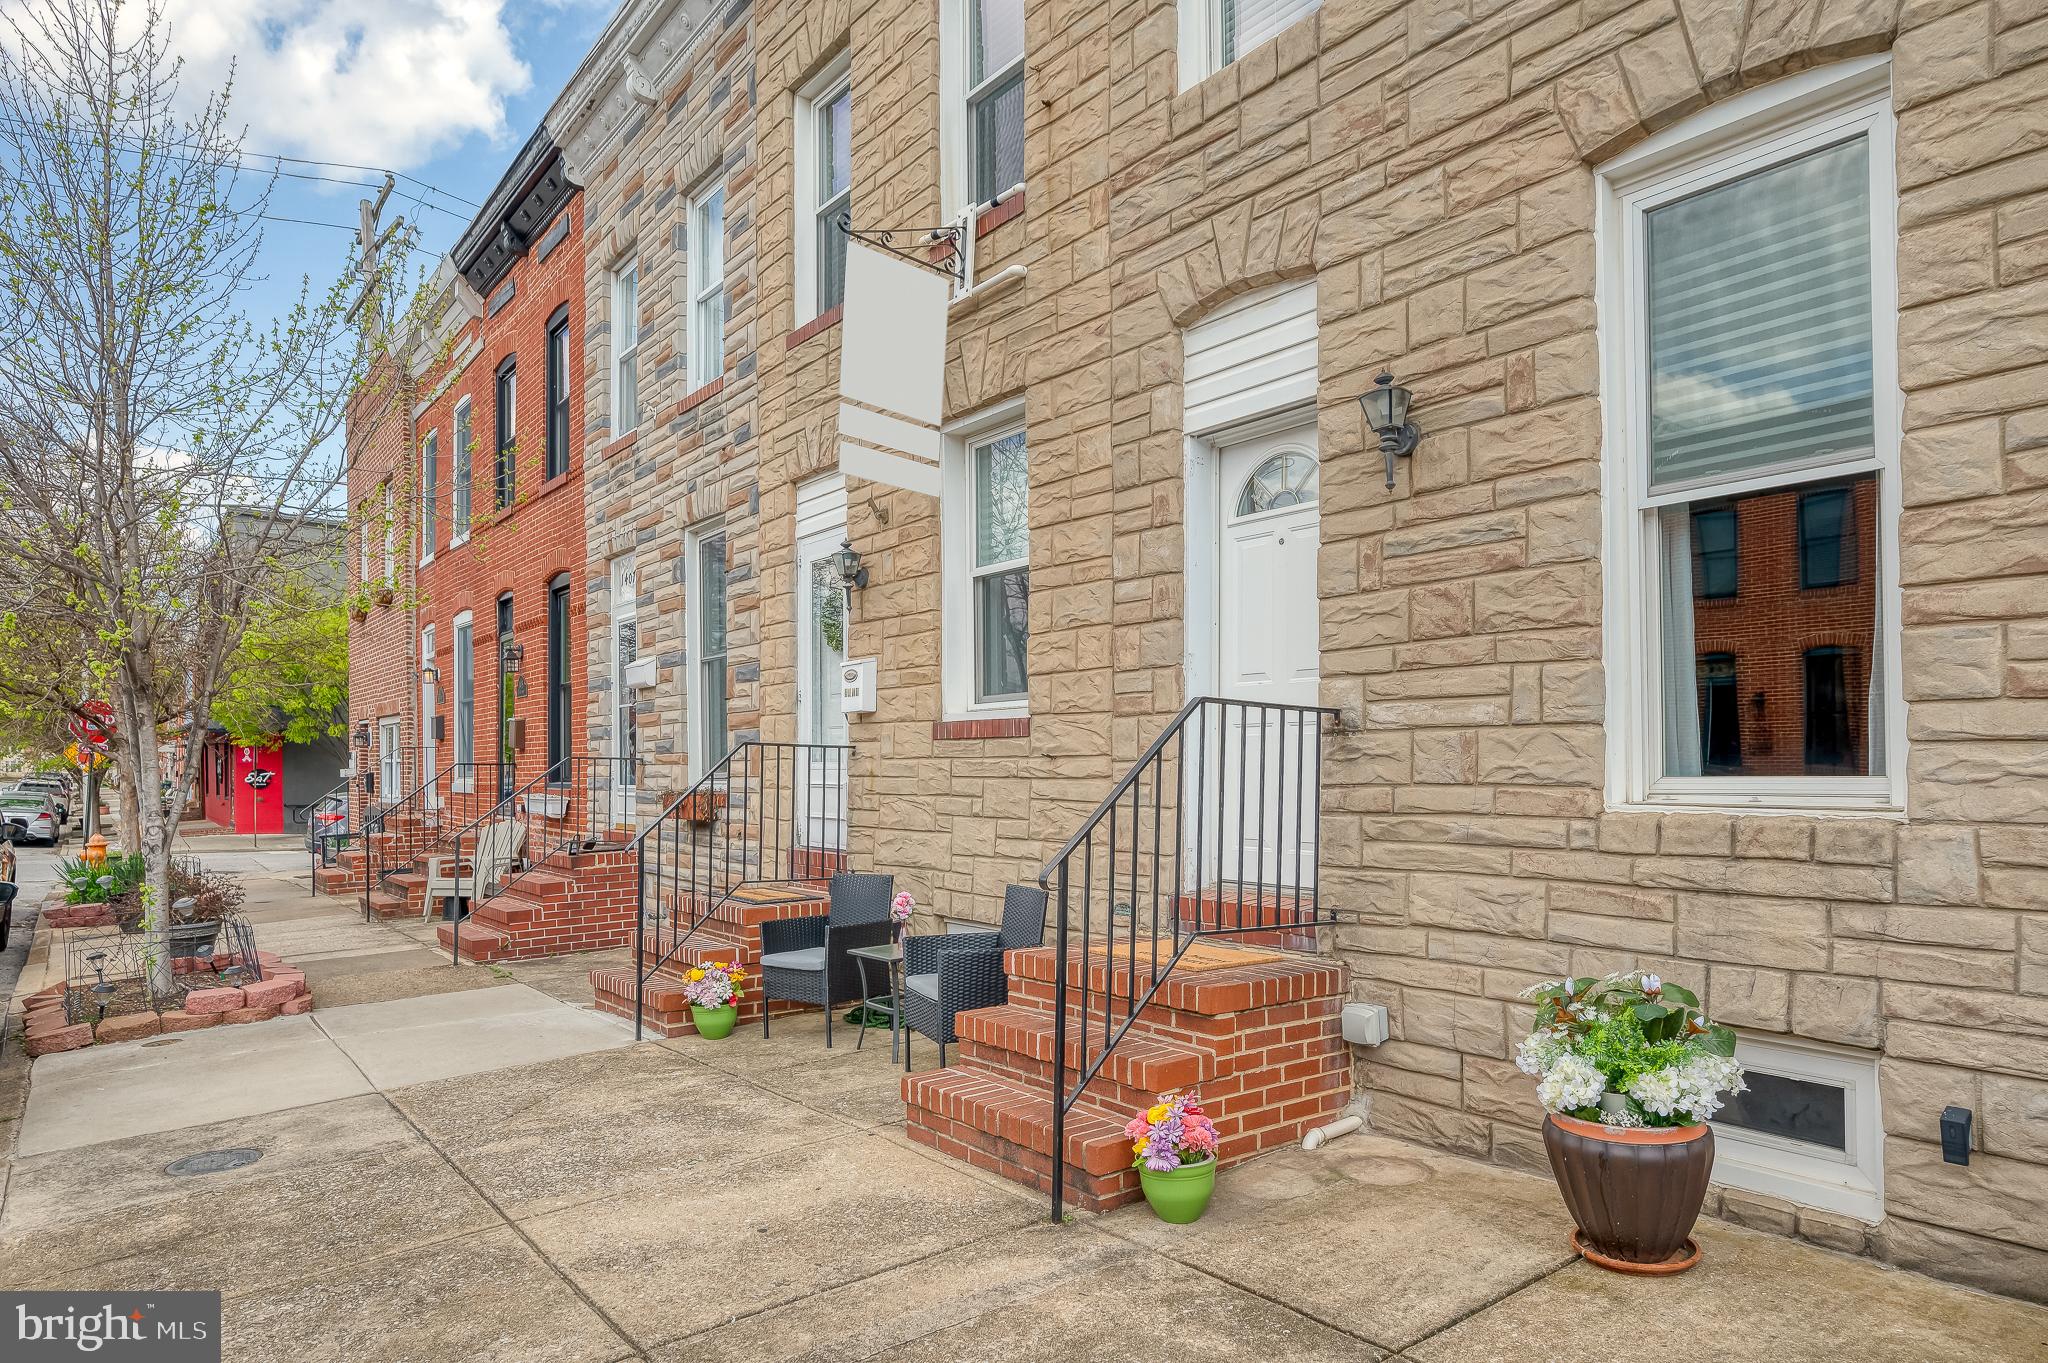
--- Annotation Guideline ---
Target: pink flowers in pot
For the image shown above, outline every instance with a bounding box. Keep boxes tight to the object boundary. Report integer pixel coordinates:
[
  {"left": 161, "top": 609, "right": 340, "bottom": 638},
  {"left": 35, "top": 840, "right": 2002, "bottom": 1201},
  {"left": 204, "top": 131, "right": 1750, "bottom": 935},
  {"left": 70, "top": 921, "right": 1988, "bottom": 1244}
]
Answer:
[
  {"left": 681, "top": 960, "right": 745, "bottom": 1009},
  {"left": 890, "top": 891, "right": 915, "bottom": 928},
  {"left": 1125, "top": 1090, "right": 1219, "bottom": 1171}
]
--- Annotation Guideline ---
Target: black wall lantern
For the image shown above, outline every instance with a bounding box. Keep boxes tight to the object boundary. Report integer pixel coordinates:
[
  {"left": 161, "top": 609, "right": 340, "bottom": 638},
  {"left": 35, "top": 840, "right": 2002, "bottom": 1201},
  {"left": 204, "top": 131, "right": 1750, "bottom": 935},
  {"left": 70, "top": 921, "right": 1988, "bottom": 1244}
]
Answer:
[
  {"left": 1360, "top": 372, "right": 1420, "bottom": 490},
  {"left": 353, "top": 722, "right": 372, "bottom": 750},
  {"left": 501, "top": 639, "right": 528, "bottom": 699},
  {"left": 833, "top": 540, "right": 869, "bottom": 591}
]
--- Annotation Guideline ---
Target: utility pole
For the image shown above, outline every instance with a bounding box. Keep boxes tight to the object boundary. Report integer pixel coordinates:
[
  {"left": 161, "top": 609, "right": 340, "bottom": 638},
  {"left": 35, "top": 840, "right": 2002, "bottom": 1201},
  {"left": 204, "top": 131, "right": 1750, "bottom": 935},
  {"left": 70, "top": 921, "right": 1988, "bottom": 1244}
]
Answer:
[{"left": 346, "top": 174, "right": 402, "bottom": 343}]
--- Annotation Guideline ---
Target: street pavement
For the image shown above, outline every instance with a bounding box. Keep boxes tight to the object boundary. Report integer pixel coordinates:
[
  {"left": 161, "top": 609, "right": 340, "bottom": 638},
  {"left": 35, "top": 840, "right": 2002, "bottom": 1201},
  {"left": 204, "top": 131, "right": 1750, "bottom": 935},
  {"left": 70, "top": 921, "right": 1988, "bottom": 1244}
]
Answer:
[{"left": 0, "top": 845, "right": 2043, "bottom": 1362}]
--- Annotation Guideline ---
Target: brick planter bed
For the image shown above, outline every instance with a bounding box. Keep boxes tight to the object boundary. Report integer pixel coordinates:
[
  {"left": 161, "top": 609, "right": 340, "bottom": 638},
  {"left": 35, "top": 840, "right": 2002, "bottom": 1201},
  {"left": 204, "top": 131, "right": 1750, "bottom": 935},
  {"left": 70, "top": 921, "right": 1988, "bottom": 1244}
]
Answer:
[{"left": 19, "top": 950, "right": 315, "bottom": 1057}]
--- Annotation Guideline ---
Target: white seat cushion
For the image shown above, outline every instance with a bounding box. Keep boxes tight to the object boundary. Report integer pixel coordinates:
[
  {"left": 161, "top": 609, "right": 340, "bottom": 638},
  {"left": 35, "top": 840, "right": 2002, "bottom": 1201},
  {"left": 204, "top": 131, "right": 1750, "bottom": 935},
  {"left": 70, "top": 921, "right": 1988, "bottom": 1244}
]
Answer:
[
  {"left": 759, "top": 947, "right": 827, "bottom": 973},
  {"left": 905, "top": 972, "right": 940, "bottom": 1002}
]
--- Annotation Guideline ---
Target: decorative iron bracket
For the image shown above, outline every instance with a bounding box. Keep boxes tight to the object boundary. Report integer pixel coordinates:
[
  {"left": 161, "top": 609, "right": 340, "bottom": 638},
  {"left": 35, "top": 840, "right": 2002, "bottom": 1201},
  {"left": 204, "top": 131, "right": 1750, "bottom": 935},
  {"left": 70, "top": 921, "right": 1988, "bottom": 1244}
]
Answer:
[{"left": 835, "top": 212, "right": 963, "bottom": 283}]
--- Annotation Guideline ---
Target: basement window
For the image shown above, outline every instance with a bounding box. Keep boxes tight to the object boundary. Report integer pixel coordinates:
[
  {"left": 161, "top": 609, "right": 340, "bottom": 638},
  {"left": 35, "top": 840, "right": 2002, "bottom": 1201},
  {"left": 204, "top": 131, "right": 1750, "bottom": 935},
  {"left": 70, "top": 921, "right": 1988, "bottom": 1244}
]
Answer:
[{"left": 1710, "top": 1034, "right": 1881, "bottom": 1223}]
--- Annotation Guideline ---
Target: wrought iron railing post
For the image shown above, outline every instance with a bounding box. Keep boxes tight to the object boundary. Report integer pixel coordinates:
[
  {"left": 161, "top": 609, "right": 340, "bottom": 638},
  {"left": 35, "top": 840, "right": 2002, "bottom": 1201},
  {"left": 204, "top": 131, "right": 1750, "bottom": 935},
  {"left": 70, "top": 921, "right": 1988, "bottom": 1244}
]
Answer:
[
  {"left": 633, "top": 825, "right": 647, "bottom": 1041},
  {"left": 1051, "top": 856, "right": 1070, "bottom": 1223}
]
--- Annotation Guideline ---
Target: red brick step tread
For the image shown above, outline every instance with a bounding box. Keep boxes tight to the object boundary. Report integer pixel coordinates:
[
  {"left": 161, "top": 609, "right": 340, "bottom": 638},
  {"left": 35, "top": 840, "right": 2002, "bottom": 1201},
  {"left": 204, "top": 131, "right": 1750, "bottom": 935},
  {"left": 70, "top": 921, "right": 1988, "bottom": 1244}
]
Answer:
[
  {"left": 902, "top": 1068, "right": 1130, "bottom": 1178},
  {"left": 955, "top": 1004, "right": 1211, "bottom": 1093}
]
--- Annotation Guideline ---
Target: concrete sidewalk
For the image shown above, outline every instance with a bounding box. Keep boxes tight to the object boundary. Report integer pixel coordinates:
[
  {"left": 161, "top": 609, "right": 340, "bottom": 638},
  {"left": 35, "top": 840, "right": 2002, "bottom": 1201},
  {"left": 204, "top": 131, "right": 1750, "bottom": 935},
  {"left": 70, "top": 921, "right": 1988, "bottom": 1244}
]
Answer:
[{"left": 2, "top": 991, "right": 2043, "bottom": 1363}]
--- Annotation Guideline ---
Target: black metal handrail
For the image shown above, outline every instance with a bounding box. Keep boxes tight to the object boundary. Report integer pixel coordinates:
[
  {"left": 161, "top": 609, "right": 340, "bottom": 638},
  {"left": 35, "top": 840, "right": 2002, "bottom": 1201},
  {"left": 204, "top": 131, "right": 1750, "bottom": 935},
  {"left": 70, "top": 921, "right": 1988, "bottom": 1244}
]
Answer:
[
  {"left": 632, "top": 741, "right": 853, "bottom": 1039},
  {"left": 362, "top": 760, "right": 506, "bottom": 922},
  {"left": 304, "top": 777, "right": 352, "bottom": 896},
  {"left": 1039, "top": 695, "right": 1336, "bottom": 1221},
  {"left": 447, "top": 755, "right": 641, "bottom": 962}
]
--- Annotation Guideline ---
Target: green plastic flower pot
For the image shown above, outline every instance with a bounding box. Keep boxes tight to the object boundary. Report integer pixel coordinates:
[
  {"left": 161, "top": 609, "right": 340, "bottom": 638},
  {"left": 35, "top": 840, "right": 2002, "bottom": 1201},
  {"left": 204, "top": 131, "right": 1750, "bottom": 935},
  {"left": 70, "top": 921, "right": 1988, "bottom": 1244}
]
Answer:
[
  {"left": 690, "top": 1003, "right": 738, "bottom": 1040},
  {"left": 1138, "top": 1155, "right": 1217, "bottom": 1223}
]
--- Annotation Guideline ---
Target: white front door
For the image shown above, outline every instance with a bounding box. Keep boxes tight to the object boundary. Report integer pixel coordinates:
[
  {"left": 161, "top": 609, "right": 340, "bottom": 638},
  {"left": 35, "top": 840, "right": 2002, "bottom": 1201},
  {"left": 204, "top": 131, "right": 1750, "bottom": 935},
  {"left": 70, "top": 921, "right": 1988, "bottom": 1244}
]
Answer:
[
  {"left": 795, "top": 528, "right": 850, "bottom": 852},
  {"left": 1211, "top": 418, "right": 1320, "bottom": 890},
  {"left": 420, "top": 627, "right": 438, "bottom": 807},
  {"left": 611, "top": 554, "right": 639, "bottom": 828}
]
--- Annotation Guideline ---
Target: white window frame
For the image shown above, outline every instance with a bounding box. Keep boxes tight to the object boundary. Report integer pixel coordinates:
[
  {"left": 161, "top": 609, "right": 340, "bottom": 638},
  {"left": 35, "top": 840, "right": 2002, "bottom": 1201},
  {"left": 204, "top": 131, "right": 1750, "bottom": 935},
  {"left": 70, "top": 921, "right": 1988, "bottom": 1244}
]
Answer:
[
  {"left": 941, "top": 399, "right": 1029, "bottom": 720},
  {"left": 357, "top": 498, "right": 372, "bottom": 584},
  {"left": 377, "top": 715, "right": 403, "bottom": 796},
  {"left": 1711, "top": 1032, "right": 1883, "bottom": 1223},
  {"left": 452, "top": 610, "right": 475, "bottom": 790},
  {"left": 940, "top": 0, "right": 1026, "bottom": 216},
  {"left": 419, "top": 428, "right": 438, "bottom": 565},
  {"left": 685, "top": 519, "right": 730, "bottom": 775},
  {"left": 1178, "top": 0, "right": 1321, "bottom": 91},
  {"left": 612, "top": 261, "right": 640, "bottom": 436},
  {"left": 1598, "top": 57, "right": 1905, "bottom": 816},
  {"left": 451, "top": 396, "right": 473, "bottom": 547},
  {"left": 381, "top": 480, "right": 396, "bottom": 582},
  {"left": 794, "top": 53, "right": 852, "bottom": 324},
  {"left": 687, "top": 183, "right": 726, "bottom": 391},
  {"left": 420, "top": 623, "right": 438, "bottom": 796},
  {"left": 610, "top": 553, "right": 640, "bottom": 793}
]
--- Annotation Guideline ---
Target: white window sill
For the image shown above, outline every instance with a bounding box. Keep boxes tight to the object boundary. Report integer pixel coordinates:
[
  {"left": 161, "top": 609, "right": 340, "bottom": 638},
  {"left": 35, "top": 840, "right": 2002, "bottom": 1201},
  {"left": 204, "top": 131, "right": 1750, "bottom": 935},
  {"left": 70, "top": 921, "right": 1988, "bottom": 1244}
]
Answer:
[
  {"left": 943, "top": 704, "right": 1029, "bottom": 724},
  {"left": 1617, "top": 777, "right": 1903, "bottom": 819}
]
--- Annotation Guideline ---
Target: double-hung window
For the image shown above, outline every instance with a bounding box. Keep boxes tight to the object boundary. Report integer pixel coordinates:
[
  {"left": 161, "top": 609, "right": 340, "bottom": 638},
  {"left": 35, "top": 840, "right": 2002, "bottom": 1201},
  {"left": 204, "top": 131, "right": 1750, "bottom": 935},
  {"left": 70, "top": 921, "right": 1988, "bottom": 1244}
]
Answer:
[
  {"left": 612, "top": 263, "right": 639, "bottom": 436},
  {"left": 690, "top": 525, "right": 731, "bottom": 770},
  {"left": 1601, "top": 60, "right": 1901, "bottom": 811},
  {"left": 688, "top": 185, "right": 726, "bottom": 390},
  {"left": 545, "top": 309, "right": 570, "bottom": 479},
  {"left": 796, "top": 56, "right": 852, "bottom": 321},
  {"left": 357, "top": 498, "right": 372, "bottom": 585},
  {"left": 943, "top": 407, "right": 1029, "bottom": 714},
  {"left": 377, "top": 716, "right": 402, "bottom": 796},
  {"left": 381, "top": 481, "right": 396, "bottom": 581},
  {"left": 495, "top": 358, "right": 516, "bottom": 510},
  {"left": 1180, "top": 0, "right": 1320, "bottom": 88},
  {"left": 945, "top": 0, "right": 1025, "bottom": 210},
  {"left": 452, "top": 612, "right": 475, "bottom": 785},
  {"left": 452, "top": 396, "right": 473, "bottom": 543},
  {"left": 419, "top": 429, "right": 438, "bottom": 562}
]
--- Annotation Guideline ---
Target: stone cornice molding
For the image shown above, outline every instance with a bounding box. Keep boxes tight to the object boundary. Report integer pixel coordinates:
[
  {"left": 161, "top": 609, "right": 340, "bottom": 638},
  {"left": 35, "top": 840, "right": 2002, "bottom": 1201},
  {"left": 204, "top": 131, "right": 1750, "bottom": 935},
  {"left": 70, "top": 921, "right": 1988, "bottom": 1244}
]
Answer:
[{"left": 546, "top": 0, "right": 716, "bottom": 185}]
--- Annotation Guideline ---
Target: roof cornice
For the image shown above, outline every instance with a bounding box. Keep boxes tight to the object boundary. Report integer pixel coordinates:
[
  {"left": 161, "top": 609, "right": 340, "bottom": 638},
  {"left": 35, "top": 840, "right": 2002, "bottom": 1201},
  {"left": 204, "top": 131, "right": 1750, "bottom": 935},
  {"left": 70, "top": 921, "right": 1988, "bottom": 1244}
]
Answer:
[{"left": 544, "top": 0, "right": 718, "bottom": 185}]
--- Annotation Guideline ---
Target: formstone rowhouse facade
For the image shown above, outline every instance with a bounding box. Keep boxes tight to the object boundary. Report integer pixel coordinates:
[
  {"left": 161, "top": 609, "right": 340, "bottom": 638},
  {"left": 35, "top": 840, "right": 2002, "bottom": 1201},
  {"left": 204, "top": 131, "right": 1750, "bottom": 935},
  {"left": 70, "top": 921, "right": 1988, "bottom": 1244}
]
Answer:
[
  {"left": 547, "top": 0, "right": 766, "bottom": 816},
  {"left": 336, "top": 0, "right": 2048, "bottom": 1298},
  {"left": 732, "top": 0, "right": 2046, "bottom": 1300}
]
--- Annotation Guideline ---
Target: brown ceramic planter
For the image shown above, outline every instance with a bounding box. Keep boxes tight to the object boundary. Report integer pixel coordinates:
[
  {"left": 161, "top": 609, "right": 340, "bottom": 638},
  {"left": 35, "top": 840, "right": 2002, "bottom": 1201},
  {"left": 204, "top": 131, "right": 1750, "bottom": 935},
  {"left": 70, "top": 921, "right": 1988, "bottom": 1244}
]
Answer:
[{"left": 1543, "top": 1113, "right": 1712, "bottom": 1273}]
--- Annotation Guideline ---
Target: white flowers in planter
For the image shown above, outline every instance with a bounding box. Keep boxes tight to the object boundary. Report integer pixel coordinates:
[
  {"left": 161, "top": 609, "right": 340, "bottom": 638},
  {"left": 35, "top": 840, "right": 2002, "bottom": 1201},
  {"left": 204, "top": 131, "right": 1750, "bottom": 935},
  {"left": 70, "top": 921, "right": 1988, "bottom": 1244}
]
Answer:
[{"left": 1518, "top": 972, "right": 1746, "bottom": 1130}]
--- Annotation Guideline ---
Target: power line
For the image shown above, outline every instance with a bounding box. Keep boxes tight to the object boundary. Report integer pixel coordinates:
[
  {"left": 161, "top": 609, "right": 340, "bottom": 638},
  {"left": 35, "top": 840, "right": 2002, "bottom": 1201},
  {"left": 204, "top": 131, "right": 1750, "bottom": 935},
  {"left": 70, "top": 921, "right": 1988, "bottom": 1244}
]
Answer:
[{"left": 0, "top": 111, "right": 482, "bottom": 213}]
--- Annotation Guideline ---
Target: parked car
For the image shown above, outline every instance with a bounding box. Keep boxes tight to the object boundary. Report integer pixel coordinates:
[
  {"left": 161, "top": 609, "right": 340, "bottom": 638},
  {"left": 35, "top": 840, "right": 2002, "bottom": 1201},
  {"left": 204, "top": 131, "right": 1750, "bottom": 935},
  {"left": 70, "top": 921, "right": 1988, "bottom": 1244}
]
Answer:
[
  {"left": 9, "top": 777, "right": 69, "bottom": 823},
  {"left": 0, "top": 793, "right": 59, "bottom": 845}
]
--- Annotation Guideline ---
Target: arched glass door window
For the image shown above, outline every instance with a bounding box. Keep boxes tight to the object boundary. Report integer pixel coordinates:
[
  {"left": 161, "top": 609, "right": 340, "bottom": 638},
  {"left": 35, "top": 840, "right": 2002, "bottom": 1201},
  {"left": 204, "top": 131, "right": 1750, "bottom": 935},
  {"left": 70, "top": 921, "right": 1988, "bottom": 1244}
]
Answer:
[{"left": 1235, "top": 451, "right": 1317, "bottom": 517}]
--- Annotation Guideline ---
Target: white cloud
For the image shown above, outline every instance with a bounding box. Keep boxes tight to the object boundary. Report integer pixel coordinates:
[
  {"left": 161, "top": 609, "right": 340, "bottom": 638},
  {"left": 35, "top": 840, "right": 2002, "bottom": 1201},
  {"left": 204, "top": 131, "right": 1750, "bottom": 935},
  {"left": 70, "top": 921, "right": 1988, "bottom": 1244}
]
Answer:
[{"left": 160, "top": 0, "right": 534, "bottom": 169}]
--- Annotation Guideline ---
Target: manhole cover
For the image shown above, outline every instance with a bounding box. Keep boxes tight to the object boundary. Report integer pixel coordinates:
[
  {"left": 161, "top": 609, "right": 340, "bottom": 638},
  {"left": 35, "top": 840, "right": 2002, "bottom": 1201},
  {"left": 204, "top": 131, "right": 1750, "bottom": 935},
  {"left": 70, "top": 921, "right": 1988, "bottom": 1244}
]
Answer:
[{"left": 164, "top": 1147, "right": 263, "bottom": 1177}]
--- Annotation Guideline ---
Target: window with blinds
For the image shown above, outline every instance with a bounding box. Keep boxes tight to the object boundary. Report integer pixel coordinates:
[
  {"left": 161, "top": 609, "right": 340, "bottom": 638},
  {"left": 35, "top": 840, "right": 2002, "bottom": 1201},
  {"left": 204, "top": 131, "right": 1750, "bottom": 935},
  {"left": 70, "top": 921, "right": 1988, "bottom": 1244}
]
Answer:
[
  {"left": 1645, "top": 138, "right": 1874, "bottom": 494},
  {"left": 1219, "top": 0, "right": 1319, "bottom": 66},
  {"left": 1602, "top": 62, "right": 1900, "bottom": 812}
]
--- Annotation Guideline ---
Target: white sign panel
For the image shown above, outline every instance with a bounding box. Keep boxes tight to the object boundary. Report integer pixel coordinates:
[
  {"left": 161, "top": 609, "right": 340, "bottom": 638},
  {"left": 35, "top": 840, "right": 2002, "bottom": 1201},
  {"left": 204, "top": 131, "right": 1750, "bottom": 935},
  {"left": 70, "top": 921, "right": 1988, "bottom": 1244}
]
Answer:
[{"left": 837, "top": 241, "right": 949, "bottom": 495}]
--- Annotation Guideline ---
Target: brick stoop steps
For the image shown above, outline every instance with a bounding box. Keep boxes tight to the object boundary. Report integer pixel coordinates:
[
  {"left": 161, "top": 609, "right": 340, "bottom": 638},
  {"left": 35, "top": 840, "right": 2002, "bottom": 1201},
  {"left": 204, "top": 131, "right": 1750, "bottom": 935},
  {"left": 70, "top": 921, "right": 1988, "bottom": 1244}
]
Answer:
[
  {"left": 590, "top": 884, "right": 832, "bottom": 1036},
  {"left": 903, "top": 944, "right": 1351, "bottom": 1213},
  {"left": 435, "top": 843, "right": 640, "bottom": 961}
]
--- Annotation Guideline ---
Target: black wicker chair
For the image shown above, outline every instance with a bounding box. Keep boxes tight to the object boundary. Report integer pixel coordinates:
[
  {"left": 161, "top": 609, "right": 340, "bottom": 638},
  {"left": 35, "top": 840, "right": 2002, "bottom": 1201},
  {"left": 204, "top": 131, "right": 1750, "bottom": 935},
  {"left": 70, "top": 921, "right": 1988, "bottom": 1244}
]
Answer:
[
  {"left": 902, "top": 883, "right": 1048, "bottom": 1069},
  {"left": 758, "top": 872, "right": 895, "bottom": 1047}
]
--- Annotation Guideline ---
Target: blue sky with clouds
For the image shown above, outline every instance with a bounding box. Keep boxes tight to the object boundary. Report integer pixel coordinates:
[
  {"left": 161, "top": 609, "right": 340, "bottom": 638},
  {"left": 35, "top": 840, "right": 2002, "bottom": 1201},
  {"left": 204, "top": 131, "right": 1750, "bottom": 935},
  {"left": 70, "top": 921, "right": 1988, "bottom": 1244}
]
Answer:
[{"left": 177, "top": 0, "right": 614, "bottom": 319}]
